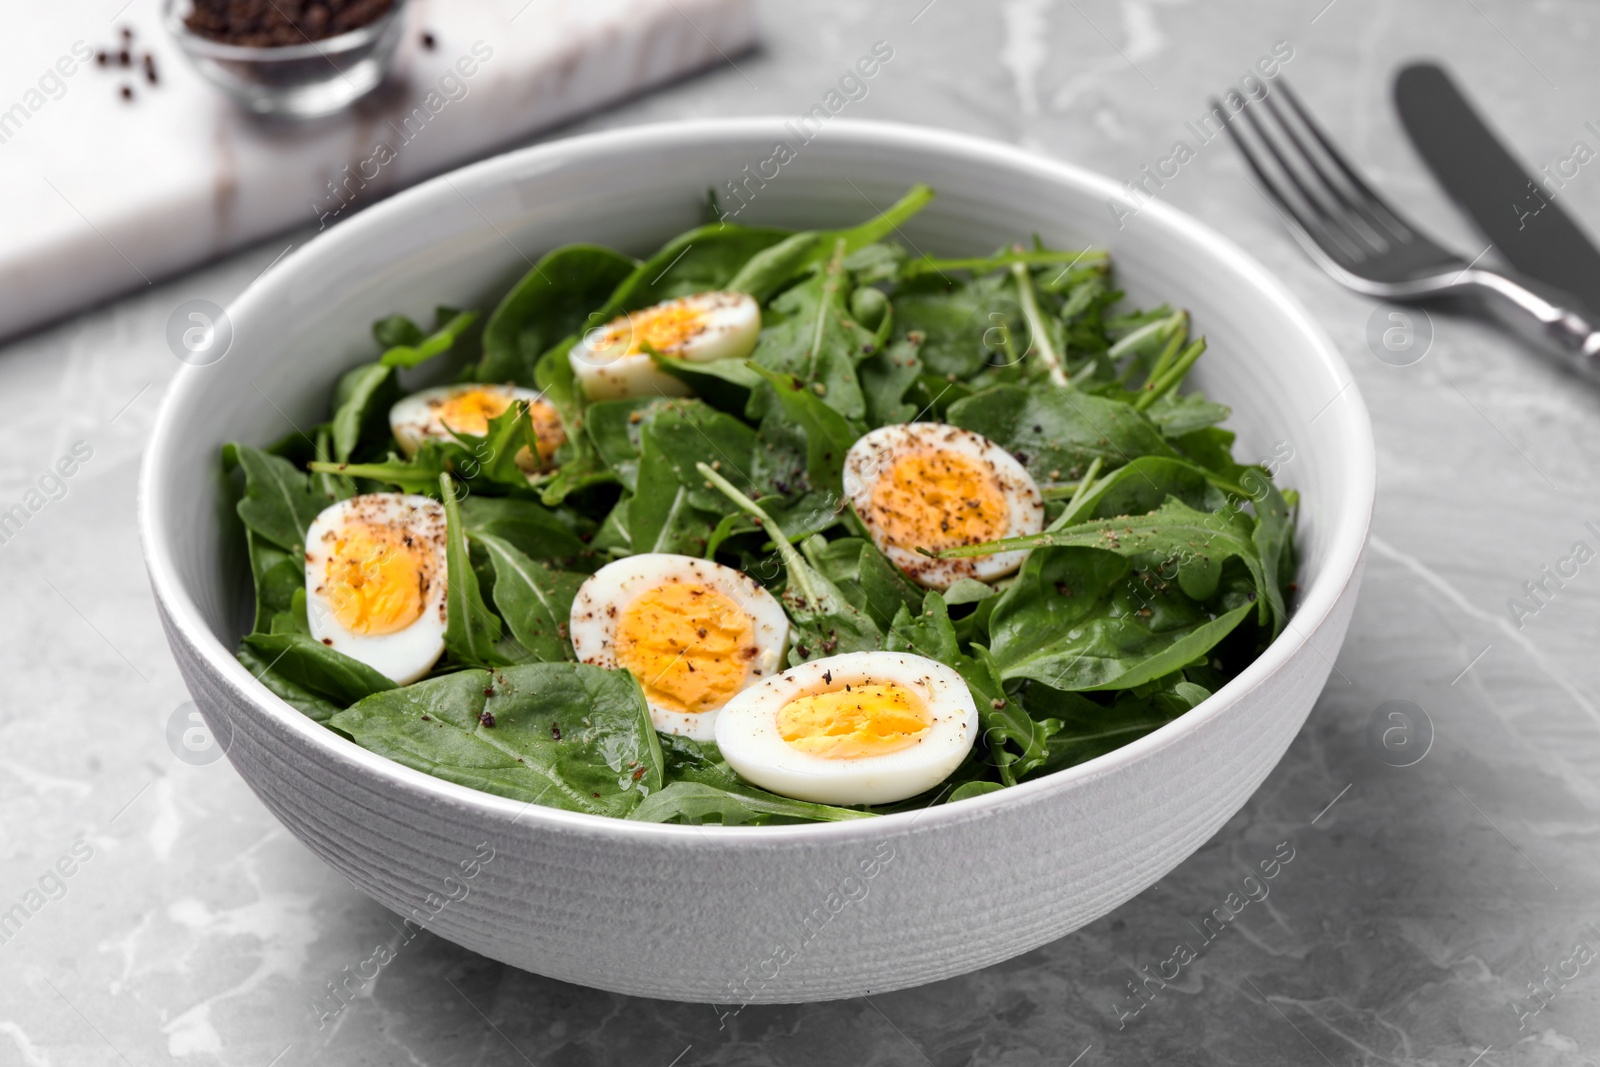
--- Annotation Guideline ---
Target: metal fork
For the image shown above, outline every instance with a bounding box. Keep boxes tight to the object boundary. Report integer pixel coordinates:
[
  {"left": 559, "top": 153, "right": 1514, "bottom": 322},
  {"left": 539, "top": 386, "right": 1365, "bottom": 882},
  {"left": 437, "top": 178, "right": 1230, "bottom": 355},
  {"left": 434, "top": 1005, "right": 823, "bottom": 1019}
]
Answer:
[{"left": 1218, "top": 80, "right": 1600, "bottom": 373}]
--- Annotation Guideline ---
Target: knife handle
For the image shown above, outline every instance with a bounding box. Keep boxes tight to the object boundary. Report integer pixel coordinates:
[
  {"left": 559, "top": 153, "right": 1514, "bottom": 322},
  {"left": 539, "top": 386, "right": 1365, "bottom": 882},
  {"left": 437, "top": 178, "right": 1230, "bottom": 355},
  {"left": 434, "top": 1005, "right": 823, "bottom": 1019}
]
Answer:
[{"left": 1459, "top": 267, "right": 1600, "bottom": 372}]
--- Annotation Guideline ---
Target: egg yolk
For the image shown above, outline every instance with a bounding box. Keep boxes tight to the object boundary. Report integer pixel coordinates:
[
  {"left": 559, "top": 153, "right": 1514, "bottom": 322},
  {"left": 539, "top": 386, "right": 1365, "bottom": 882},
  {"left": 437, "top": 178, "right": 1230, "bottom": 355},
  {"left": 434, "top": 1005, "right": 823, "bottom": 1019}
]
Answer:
[
  {"left": 777, "top": 683, "right": 933, "bottom": 760},
  {"left": 322, "top": 522, "right": 433, "bottom": 636},
  {"left": 866, "top": 449, "right": 1009, "bottom": 550},
  {"left": 432, "top": 389, "right": 566, "bottom": 470},
  {"left": 605, "top": 303, "right": 706, "bottom": 356},
  {"left": 613, "top": 580, "right": 757, "bottom": 714}
]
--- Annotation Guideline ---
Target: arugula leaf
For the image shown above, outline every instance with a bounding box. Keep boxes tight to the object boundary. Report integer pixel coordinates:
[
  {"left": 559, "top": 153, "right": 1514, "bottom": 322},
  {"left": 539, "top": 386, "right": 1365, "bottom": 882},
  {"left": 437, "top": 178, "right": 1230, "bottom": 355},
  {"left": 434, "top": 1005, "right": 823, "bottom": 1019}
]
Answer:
[
  {"left": 600, "top": 224, "right": 793, "bottom": 314},
  {"left": 309, "top": 448, "right": 450, "bottom": 496},
  {"left": 241, "top": 632, "right": 397, "bottom": 706},
  {"left": 748, "top": 245, "right": 876, "bottom": 421},
  {"left": 380, "top": 308, "right": 478, "bottom": 368},
  {"left": 637, "top": 735, "right": 872, "bottom": 824},
  {"left": 630, "top": 781, "right": 872, "bottom": 824},
  {"left": 697, "top": 462, "right": 880, "bottom": 661},
  {"left": 476, "top": 533, "right": 582, "bottom": 662},
  {"left": 439, "top": 473, "right": 511, "bottom": 667},
  {"left": 884, "top": 595, "right": 1054, "bottom": 784},
  {"left": 477, "top": 244, "right": 638, "bottom": 385},
  {"left": 748, "top": 363, "right": 858, "bottom": 496},
  {"left": 372, "top": 314, "right": 425, "bottom": 349},
  {"left": 726, "top": 183, "right": 934, "bottom": 301},
  {"left": 859, "top": 333, "right": 924, "bottom": 427},
  {"left": 1020, "top": 679, "right": 1208, "bottom": 777},
  {"left": 330, "top": 664, "right": 662, "bottom": 817},
  {"left": 226, "top": 443, "right": 325, "bottom": 553},
  {"left": 947, "top": 382, "right": 1176, "bottom": 483}
]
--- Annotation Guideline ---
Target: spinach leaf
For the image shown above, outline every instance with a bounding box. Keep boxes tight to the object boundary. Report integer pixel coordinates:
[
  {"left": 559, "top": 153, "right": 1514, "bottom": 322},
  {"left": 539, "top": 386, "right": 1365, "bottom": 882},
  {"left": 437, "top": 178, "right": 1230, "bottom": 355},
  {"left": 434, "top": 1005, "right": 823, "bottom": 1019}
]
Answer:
[
  {"left": 241, "top": 632, "right": 397, "bottom": 706},
  {"left": 380, "top": 308, "right": 479, "bottom": 368},
  {"left": 246, "top": 530, "right": 302, "bottom": 635},
  {"left": 1146, "top": 391, "right": 1231, "bottom": 438},
  {"left": 236, "top": 645, "right": 345, "bottom": 723},
  {"left": 458, "top": 495, "right": 589, "bottom": 562},
  {"left": 476, "top": 533, "right": 582, "bottom": 662},
  {"left": 330, "top": 664, "right": 662, "bottom": 817},
  {"left": 329, "top": 362, "right": 398, "bottom": 462},
  {"left": 627, "top": 431, "right": 720, "bottom": 556},
  {"left": 439, "top": 473, "right": 511, "bottom": 667},
  {"left": 477, "top": 245, "right": 638, "bottom": 385},
  {"left": 945, "top": 497, "right": 1271, "bottom": 621},
  {"left": 225, "top": 443, "right": 325, "bottom": 553},
  {"left": 948, "top": 382, "right": 1176, "bottom": 484}
]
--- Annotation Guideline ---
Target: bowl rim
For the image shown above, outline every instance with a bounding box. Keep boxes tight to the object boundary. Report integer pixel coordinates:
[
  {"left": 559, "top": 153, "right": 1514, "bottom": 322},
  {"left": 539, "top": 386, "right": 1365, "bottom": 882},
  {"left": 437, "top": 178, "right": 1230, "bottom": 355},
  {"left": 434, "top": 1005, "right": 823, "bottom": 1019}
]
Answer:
[{"left": 139, "top": 116, "right": 1375, "bottom": 844}]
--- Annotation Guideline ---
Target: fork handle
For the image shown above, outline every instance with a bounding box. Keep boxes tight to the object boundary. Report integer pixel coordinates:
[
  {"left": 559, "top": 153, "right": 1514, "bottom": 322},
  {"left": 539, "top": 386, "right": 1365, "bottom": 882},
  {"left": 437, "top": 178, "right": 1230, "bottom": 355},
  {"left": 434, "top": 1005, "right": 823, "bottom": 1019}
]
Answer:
[{"left": 1458, "top": 268, "right": 1600, "bottom": 372}]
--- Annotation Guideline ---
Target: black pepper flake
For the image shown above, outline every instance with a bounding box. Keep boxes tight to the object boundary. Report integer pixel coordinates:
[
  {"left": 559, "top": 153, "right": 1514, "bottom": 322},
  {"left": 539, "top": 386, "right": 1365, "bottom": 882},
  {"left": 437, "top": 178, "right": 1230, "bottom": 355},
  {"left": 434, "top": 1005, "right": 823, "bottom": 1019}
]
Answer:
[
  {"left": 320, "top": 636, "right": 333, "bottom": 645},
  {"left": 421, "top": 30, "right": 437, "bottom": 49},
  {"left": 119, "top": 85, "right": 133, "bottom": 100},
  {"left": 551, "top": 723, "right": 562, "bottom": 740},
  {"left": 478, "top": 711, "right": 496, "bottom": 728},
  {"left": 822, "top": 670, "right": 832, "bottom": 684}
]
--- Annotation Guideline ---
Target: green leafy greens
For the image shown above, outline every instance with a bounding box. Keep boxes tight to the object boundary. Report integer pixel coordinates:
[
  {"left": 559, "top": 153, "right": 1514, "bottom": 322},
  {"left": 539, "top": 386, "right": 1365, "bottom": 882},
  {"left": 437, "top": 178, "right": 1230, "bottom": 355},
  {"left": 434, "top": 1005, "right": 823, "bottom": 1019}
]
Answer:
[{"left": 220, "top": 185, "right": 1297, "bottom": 825}]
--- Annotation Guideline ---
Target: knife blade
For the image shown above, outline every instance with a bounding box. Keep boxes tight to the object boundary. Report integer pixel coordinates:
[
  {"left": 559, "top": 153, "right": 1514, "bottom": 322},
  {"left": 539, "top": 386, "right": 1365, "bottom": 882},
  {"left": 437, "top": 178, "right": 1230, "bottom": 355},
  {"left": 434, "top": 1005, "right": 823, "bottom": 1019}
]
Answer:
[{"left": 1394, "top": 61, "right": 1600, "bottom": 318}]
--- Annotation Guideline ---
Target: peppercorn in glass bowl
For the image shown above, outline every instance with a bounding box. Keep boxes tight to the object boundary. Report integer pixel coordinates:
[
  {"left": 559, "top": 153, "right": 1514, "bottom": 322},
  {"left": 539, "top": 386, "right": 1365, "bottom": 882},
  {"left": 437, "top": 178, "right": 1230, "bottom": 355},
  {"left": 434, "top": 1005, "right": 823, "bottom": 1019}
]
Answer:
[{"left": 164, "top": 0, "right": 408, "bottom": 118}]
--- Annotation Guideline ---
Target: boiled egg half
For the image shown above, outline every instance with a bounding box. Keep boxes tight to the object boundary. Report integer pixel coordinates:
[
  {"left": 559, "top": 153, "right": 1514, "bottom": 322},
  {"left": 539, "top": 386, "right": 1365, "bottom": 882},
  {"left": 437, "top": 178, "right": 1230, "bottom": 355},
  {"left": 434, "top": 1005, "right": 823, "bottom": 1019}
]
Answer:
[
  {"left": 844, "top": 422, "right": 1045, "bottom": 590},
  {"left": 570, "top": 291, "right": 761, "bottom": 401},
  {"left": 569, "top": 553, "right": 789, "bottom": 739},
  {"left": 714, "top": 650, "right": 979, "bottom": 805},
  {"left": 304, "top": 493, "right": 448, "bottom": 684},
  {"left": 389, "top": 383, "right": 566, "bottom": 474}
]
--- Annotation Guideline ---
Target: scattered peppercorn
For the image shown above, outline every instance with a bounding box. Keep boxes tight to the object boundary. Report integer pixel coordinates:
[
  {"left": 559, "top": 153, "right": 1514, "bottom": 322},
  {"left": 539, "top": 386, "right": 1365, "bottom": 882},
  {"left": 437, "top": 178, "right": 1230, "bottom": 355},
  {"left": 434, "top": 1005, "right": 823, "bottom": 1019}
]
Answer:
[
  {"left": 420, "top": 30, "right": 437, "bottom": 49},
  {"left": 478, "top": 711, "right": 496, "bottom": 728},
  {"left": 551, "top": 723, "right": 562, "bottom": 740}
]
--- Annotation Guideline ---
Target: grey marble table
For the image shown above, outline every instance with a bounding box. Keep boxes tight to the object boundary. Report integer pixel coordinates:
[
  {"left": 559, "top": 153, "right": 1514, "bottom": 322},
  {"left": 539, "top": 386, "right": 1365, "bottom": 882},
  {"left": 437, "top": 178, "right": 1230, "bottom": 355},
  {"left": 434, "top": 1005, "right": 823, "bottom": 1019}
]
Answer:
[{"left": 5, "top": 1, "right": 1600, "bottom": 1064}]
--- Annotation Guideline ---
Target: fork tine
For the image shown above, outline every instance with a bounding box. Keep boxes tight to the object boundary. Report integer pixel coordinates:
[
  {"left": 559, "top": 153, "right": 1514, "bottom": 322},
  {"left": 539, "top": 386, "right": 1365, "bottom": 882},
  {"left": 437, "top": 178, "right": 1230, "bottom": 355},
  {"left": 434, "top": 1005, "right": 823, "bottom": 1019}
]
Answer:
[
  {"left": 1214, "top": 98, "right": 1352, "bottom": 266},
  {"left": 1235, "top": 95, "right": 1374, "bottom": 258},
  {"left": 1232, "top": 96, "right": 1371, "bottom": 262},
  {"left": 1258, "top": 89, "right": 1397, "bottom": 250},
  {"left": 1273, "top": 79, "right": 1414, "bottom": 239}
]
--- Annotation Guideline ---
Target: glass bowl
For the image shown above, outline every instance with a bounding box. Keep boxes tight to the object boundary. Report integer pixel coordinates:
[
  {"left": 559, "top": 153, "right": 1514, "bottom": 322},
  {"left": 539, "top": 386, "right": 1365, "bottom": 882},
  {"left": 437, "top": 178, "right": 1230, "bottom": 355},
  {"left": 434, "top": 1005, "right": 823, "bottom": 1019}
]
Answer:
[{"left": 163, "top": 0, "right": 408, "bottom": 119}]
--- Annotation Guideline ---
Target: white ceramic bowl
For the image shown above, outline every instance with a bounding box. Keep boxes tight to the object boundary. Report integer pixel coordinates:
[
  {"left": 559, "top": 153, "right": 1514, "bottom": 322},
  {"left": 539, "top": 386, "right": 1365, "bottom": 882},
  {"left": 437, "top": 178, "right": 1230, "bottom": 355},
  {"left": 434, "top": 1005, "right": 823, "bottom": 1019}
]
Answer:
[{"left": 140, "top": 119, "right": 1373, "bottom": 1003}]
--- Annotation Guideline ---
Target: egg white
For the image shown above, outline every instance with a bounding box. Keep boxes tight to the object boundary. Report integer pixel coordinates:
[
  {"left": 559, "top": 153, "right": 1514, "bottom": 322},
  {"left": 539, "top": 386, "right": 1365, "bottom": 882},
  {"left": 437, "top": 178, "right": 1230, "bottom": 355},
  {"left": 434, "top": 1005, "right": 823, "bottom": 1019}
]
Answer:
[
  {"left": 843, "top": 422, "right": 1045, "bottom": 590},
  {"left": 568, "top": 553, "right": 789, "bottom": 739},
  {"left": 303, "top": 493, "right": 448, "bottom": 685},
  {"left": 713, "top": 650, "right": 979, "bottom": 806},
  {"left": 569, "top": 291, "right": 761, "bottom": 401}
]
